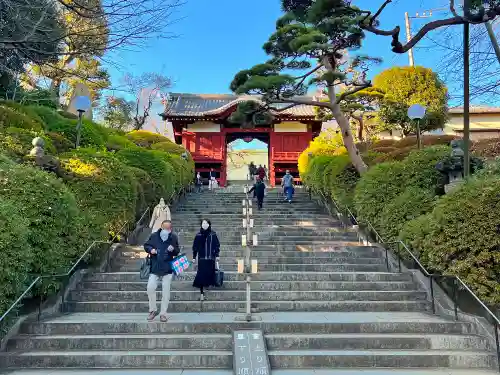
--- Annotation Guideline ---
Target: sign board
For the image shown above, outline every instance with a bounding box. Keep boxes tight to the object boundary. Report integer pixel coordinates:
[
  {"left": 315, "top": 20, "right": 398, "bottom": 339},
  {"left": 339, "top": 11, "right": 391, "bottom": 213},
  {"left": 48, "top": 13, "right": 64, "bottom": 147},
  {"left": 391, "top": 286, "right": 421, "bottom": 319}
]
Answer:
[{"left": 233, "top": 330, "right": 270, "bottom": 375}]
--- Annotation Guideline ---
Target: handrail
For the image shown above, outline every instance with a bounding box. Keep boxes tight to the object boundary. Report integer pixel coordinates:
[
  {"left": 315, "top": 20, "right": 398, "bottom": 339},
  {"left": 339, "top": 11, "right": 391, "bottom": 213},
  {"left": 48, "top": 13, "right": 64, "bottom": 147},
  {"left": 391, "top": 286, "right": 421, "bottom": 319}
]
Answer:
[{"left": 309, "top": 185, "right": 500, "bottom": 334}]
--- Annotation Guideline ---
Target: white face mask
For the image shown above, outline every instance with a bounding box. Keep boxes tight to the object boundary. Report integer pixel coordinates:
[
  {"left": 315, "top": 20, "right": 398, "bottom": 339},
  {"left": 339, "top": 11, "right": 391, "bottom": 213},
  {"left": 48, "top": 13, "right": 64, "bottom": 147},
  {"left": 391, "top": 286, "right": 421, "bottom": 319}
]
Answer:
[{"left": 201, "top": 221, "right": 209, "bottom": 230}]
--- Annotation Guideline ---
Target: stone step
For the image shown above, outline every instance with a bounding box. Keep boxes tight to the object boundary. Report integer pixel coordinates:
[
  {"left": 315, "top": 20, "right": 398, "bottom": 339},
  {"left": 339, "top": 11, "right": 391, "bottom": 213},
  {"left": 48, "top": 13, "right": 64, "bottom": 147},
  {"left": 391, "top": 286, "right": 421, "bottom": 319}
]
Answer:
[
  {"left": 83, "top": 271, "right": 414, "bottom": 283},
  {"left": 113, "top": 256, "right": 385, "bottom": 267},
  {"left": 66, "top": 300, "right": 430, "bottom": 313},
  {"left": 267, "top": 350, "right": 496, "bottom": 369},
  {"left": 0, "top": 350, "right": 233, "bottom": 368},
  {"left": 77, "top": 281, "right": 420, "bottom": 292},
  {"left": 19, "top": 312, "right": 474, "bottom": 336},
  {"left": 265, "top": 333, "right": 492, "bottom": 351},
  {"left": 7, "top": 333, "right": 491, "bottom": 352},
  {"left": 69, "top": 290, "right": 427, "bottom": 303},
  {"left": 7, "top": 334, "right": 232, "bottom": 351},
  {"left": 112, "top": 263, "right": 388, "bottom": 273}
]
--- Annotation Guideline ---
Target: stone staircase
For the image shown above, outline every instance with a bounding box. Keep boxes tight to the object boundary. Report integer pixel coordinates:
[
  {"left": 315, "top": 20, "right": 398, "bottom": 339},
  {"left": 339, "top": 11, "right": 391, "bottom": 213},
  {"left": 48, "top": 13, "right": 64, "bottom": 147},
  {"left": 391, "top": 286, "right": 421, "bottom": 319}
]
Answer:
[{"left": 0, "top": 188, "right": 498, "bottom": 374}]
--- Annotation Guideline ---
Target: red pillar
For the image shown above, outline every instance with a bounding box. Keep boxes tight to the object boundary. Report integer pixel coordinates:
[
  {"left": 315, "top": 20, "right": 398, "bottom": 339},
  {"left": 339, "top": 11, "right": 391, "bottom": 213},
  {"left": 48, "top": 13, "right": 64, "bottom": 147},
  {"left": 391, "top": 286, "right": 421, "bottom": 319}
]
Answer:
[{"left": 269, "top": 131, "right": 276, "bottom": 187}]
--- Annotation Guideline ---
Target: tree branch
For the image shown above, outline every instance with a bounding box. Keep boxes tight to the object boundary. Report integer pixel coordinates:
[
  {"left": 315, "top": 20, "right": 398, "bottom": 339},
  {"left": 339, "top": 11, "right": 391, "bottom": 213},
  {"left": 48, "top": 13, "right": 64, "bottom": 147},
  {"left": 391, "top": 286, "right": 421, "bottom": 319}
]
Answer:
[
  {"left": 338, "top": 82, "right": 371, "bottom": 102},
  {"left": 270, "top": 97, "right": 332, "bottom": 109}
]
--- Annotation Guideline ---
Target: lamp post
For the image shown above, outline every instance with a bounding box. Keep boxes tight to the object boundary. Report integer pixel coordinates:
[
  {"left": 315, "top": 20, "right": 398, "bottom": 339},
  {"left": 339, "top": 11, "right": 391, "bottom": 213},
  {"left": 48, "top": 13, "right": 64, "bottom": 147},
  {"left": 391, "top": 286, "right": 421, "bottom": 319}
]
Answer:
[
  {"left": 407, "top": 104, "right": 426, "bottom": 149},
  {"left": 74, "top": 96, "right": 91, "bottom": 148}
]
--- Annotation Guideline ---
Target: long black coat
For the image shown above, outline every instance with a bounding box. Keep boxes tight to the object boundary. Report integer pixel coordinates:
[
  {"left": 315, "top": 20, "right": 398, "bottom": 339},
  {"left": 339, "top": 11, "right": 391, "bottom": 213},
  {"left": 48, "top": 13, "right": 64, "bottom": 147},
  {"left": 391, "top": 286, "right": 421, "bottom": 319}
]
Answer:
[
  {"left": 192, "top": 230, "right": 220, "bottom": 289},
  {"left": 249, "top": 181, "right": 266, "bottom": 199},
  {"left": 144, "top": 230, "right": 180, "bottom": 276}
]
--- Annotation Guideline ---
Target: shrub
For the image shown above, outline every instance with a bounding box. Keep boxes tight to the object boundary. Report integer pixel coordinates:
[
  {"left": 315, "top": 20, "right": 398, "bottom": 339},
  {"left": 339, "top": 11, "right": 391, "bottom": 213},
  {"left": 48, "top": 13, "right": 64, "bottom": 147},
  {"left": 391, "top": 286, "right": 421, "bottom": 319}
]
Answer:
[
  {"left": 106, "top": 134, "right": 138, "bottom": 152},
  {"left": 322, "top": 154, "right": 359, "bottom": 209},
  {"left": 371, "top": 139, "right": 398, "bottom": 148},
  {"left": 370, "top": 146, "right": 397, "bottom": 154},
  {"left": 0, "top": 101, "right": 46, "bottom": 126},
  {"left": 45, "top": 132, "right": 74, "bottom": 154},
  {"left": 0, "top": 199, "right": 33, "bottom": 321},
  {"left": 47, "top": 117, "right": 106, "bottom": 148},
  {"left": 401, "top": 146, "right": 449, "bottom": 192},
  {"left": 399, "top": 177, "right": 500, "bottom": 305},
  {"left": 0, "top": 127, "right": 56, "bottom": 161},
  {"left": 0, "top": 106, "right": 43, "bottom": 131},
  {"left": 305, "top": 155, "right": 334, "bottom": 191},
  {"left": 151, "top": 140, "right": 189, "bottom": 156},
  {"left": 60, "top": 149, "right": 137, "bottom": 236},
  {"left": 57, "top": 110, "right": 78, "bottom": 119},
  {"left": 116, "top": 148, "right": 174, "bottom": 201},
  {"left": 127, "top": 166, "right": 156, "bottom": 217},
  {"left": 378, "top": 187, "right": 436, "bottom": 242},
  {"left": 126, "top": 130, "right": 171, "bottom": 148},
  {"left": 0, "top": 161, "right": 89, "bottom": 279},
  {"left": 353, "top": 161, "right": 406, "bottom": 228},
  {"left": 395, "top": 134, "right": 456, "bottom": 149}
]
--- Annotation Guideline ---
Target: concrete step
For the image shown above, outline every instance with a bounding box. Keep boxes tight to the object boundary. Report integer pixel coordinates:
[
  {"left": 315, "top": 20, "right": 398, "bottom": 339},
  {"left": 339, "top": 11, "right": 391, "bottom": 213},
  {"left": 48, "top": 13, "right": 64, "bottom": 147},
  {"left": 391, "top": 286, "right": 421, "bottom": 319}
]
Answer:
[
  {"left": 0, "top": 350, "right": 233, "bottom": 368},
  {"left": 113, "top": 256, "right": 385, "bottom": 267},
  {"left": 7, "top": 333, "right": 233, "bottom": 351},
  {"left": 77, "top": 280, "right": 420, "bottom": 292},
  {"left": 69, "top": 290, "right": 427, "bottom": 302},
  {"left": 7, "top": 333, "right": 491, "bottom": 352},
  {"left": 83, "top": 271, "right": 415, "bottom": 283},
  {"left": 66, "top": 300, "right": 430, "bottom": 313},
  {"left": 265, "top": 333, "right": 492, "bottom": 351},
  {"left": 20, "top": 312, "right": 475, "bottom": 336},
  {"left": 112, "top": 263, "right": 388, "bottom": 273},
  {"left": 267, "top": 350, "right": 496, "bottom": 369}
]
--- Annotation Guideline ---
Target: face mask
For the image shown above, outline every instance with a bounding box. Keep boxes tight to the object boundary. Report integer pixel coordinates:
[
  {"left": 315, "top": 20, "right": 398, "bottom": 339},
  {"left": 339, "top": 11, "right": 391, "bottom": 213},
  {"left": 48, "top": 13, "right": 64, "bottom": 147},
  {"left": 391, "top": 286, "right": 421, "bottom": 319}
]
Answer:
[
  {"left": 160, "top": 229, "right": 170, "bottom": 241},
  {"left": 201, "top": 221, "right": 209, "bottom": 230}
]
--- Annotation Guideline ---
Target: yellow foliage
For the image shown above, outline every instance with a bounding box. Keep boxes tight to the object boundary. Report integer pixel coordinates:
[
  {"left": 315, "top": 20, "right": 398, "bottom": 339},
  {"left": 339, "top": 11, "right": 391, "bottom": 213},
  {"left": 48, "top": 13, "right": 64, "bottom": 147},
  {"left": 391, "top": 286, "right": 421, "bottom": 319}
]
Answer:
[{"left": 298, "top": 129, "right": 344, "bottom": 175}]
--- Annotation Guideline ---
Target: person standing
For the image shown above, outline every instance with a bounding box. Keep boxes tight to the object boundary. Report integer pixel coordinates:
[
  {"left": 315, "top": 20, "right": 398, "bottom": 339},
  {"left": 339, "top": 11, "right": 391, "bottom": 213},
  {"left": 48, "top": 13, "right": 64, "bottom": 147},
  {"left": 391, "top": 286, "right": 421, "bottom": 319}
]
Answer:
[
  {"left": 192, "top": 219, "right": 220, "bottom": 301},
  {"left": 195, "top": 172, "right": 203, "bottom": 193},
  {"left": 257, "top": 164, "right": 266, "bottom": 181},
  {"left": 144, "top": 220, "right": 180, "bottom": 322},
  {"left": 248, "top": 177, "right": 266, "bottom": 210},
  {"left": 281, "top": 170, "right": 295, "bottom": 203},
  {"left": 149, "top": 198, "right": 171, "bottom": 233},
  {"left": 209, "top": 168, "right": 217, "bottom": 191}
]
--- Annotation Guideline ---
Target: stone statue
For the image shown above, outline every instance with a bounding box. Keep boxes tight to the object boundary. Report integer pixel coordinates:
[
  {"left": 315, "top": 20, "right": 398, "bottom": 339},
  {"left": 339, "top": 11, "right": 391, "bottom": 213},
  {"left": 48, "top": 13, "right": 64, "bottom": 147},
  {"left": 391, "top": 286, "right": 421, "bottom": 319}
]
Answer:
[
  {"left": 450, "top": 140, "right": 465, "bottom": 158},
  {"left": 29, "top": 137, "right": 45, "bottom": 158},
  {"left": 149, "top": 198, "right": 172, "bottom": 232}
]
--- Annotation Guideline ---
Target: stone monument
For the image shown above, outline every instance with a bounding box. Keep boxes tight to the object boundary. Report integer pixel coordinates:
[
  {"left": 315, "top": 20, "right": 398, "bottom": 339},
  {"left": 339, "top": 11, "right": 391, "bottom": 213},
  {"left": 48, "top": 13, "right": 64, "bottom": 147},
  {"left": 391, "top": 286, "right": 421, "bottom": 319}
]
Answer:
[{"left": 29, "top": 137, "right": 45, "bottom": 158}]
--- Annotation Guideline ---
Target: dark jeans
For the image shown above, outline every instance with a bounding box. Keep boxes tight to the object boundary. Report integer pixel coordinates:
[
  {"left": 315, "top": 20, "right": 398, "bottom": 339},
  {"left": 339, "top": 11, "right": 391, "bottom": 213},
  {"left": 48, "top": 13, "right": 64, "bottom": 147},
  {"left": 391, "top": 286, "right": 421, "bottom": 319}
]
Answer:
[
  {"left": 257, "top": 197, "right": 264, "bottom": 209},
  {"left": 284, "top": 186, "right": 294, "bottom": 201}
]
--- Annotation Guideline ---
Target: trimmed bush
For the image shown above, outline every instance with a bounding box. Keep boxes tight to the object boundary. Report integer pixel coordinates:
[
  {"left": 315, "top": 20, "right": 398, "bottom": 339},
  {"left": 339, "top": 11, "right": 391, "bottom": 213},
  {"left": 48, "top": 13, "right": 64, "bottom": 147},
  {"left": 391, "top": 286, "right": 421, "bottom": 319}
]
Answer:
[
  {"left": 60, "top": 149, "right": 137, "bottom": 236},
  {"left": 0, "top": 161, "right": 88, "bottom": 278},
  {"left": 128, "top": 166, "right": 156, "bottom": 217},
  {"left": 322, "top": 154, "right": 359, "bottom": 209},
  {"left": 126, "top": 130, "right": 171, "bottom": 148},
  {"left": 401, "top": 146, "right": 449, "bottom": 191},
  {"left": 45, "top": 132, "right": 74, "bottom": 154},
  {"left": 400, "top": 177, "right": 500, "bottom": 305},
  {"left": 151, "top": 140, "right": 189, "bottom": 156},
  {"left": 0, "top": 101, "right": 46, "bottom": 126},
  {"left": 0, "top": 199, "right": 33, "bottom": 317},
  {"left": 370, "top": 146, "right": 397, "bottom": 154},
  {"left": 378, "top": 187, "right": 436, "bottom": 242},
  {"left": 105, "top": 134, "right": 138, "bottom": 152},
  {"left": 0, "top": 106, "right": 43, "bottom": 131},
  {"left": 395, "top": 134, "right": 456, "bottom": 149},
  {"left": 353, "top": 161, "right": 406, "bottom": 228},
  {"left": 116, "top": 148, "right": 174, "bottom": 202},
  {"left": 371, "top": 139, "right": 398, "bottom": 148},
  {"left": 57, "top": 111, "right": 78, "bottom": 120}
]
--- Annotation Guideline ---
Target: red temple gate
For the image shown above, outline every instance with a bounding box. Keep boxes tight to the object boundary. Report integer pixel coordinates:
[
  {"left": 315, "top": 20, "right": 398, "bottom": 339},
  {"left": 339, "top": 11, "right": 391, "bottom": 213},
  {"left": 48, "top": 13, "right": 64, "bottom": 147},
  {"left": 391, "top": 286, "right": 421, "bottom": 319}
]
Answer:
[{"left": 161, "top": 94, "right": 322, "bottom": 186}]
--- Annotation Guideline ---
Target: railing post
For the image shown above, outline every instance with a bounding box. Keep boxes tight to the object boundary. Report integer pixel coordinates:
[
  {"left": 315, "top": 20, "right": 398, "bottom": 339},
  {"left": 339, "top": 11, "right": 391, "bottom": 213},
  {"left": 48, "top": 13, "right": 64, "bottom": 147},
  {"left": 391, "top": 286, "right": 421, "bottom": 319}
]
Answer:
[
  {"left": 494, "top": 321, "right": 500, "bottom": 373},
  {"left": 453, "top": 278, "right": 459, "bottom": 321},
  {"left": 385, "top": 246, "right": 390, "bottom": 272},
  {"left": 430, "top": 275, "right": 436, "bottom": 315},
  {"left": 397, "top": 242, "right": 402, "bottom": 273}
]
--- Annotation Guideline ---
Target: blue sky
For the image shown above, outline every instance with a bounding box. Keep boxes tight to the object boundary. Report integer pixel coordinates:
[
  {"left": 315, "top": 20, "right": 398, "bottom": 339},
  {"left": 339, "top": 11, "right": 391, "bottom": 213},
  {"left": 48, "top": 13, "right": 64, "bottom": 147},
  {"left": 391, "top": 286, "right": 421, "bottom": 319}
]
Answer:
[{"left": 103, "top": 1, "right": 478, "bottom": 150}]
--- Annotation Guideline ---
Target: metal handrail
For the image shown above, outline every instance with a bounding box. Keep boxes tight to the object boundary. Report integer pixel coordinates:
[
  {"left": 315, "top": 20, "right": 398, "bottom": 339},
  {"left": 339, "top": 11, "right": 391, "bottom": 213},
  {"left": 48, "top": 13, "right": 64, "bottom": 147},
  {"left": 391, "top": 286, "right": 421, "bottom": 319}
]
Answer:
[{"left": 309, "top": 185, "right": 500, "bottom": 372}]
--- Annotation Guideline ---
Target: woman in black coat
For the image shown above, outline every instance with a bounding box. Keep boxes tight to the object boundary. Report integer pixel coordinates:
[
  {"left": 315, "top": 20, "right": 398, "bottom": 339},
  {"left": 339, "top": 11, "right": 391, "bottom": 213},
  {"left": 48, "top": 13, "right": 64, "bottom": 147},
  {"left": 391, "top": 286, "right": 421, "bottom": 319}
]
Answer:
[{"left": 192, "top": 219, "right": 220, "bottom": 301}]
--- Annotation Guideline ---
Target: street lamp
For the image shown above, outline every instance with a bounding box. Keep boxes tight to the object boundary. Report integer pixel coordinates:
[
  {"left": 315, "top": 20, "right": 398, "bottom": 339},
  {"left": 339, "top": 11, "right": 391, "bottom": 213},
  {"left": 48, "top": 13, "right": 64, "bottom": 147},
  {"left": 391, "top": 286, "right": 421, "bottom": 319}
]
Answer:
[
  {"left": 180, "top": 151, "right": 188, "bottom": 194},
  {"left": 407, "top": 104, "right": 426, "bottom": 150},
  {"left": 74, "top": 96, "right": 91, "bottom": 148}
]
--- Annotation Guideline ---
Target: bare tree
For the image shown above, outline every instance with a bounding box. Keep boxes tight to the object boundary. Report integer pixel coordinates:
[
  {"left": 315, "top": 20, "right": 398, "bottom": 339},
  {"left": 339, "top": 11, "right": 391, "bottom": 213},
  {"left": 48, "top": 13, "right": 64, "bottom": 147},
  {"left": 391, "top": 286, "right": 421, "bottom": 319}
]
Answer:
[{"left": 122, "top": 72, "right": 172, "bottom": 130}]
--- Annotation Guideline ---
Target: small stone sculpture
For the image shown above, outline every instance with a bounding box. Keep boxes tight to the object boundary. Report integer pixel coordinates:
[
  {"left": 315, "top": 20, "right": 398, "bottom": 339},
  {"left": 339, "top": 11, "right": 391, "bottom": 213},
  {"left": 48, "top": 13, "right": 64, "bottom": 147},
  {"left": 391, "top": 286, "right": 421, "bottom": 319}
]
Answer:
[{"left": 29, "top": 137, "right": 45, "bottom": 158}]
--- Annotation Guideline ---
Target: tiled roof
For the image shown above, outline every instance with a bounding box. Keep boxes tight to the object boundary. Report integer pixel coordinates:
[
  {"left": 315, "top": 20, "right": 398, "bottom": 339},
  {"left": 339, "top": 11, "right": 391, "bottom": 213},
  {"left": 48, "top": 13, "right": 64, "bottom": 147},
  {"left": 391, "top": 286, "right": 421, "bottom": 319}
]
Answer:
[
  {"left": 162, "top": 93, "right": 317, "bottom": 118},
  {"left": 449, "top": 106, "right": 500, "bottom": 114}
]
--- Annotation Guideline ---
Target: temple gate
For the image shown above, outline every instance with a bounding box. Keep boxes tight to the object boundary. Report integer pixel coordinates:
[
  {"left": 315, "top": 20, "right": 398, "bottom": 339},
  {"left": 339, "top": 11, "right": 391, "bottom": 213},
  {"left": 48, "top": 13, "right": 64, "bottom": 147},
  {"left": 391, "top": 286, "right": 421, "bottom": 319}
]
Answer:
[{"left": 161, "top": 93, "right": 322, "bottom": 186}]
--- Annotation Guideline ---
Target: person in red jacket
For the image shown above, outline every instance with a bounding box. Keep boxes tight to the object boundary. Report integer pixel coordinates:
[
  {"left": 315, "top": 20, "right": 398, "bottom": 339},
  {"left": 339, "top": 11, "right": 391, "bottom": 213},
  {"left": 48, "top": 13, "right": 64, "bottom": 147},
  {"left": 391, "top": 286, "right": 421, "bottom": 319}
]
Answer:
[{"left": 257, "top": 165, "right": 266, "bottom": 181}]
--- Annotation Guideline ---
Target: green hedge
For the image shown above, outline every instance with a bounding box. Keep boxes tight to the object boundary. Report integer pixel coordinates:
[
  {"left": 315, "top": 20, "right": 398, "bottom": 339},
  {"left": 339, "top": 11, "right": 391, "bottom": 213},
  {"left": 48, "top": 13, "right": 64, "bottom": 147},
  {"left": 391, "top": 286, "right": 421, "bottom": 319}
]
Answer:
[
  {"left": 60, "top": 149, "right": 137, "bottom": 237},
  {"left": 400, "top": 177, "right": 500, "bottom": 304},
  {"left": 128, "top": 166, "right": 156, "bottom": 217},
  {"left": 45, "top": 132, "right": 74, "bottom": 154},
  {"left": 0, "top": 106, "right": 43, "bottom": 131},
  {"left": 126, "top": 130, "right": 170, "bottom": 148},
  {"left": 0, "top": 199, "right": 33, "bottom": 317},
  {"left": 0, "top": 101, "right": 46, "bottom": 127},
  {"left": 116, "top": 148, "right": 174, "bottom": 202},
  {"left": 151, "top": 140, "right": 189, "bottom": 156},
  {"left": 0, "top": 160, "right": 88, "bottom": 278},
  {"left": 106, "top": 134, "right": 138, "bottom": 152}
]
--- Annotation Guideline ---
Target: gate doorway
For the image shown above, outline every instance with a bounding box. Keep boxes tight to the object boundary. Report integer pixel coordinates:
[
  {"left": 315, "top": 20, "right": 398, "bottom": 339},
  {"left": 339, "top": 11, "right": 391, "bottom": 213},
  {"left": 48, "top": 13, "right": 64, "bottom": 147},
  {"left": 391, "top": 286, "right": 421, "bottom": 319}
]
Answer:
[{"left": 225, "top": 133, "right": 269, "bottom": 184}]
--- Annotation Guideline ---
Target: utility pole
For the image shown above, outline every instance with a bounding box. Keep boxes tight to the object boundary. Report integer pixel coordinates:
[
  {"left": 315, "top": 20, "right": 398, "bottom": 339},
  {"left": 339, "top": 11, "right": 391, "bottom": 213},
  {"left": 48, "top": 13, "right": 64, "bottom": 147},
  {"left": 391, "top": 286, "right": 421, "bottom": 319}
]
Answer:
[
  {"left": 405, "top": 12, "right": 415, "bottom": 67},
  {"left": 463, "top": 22, "right": 471, "bottom": 178}
]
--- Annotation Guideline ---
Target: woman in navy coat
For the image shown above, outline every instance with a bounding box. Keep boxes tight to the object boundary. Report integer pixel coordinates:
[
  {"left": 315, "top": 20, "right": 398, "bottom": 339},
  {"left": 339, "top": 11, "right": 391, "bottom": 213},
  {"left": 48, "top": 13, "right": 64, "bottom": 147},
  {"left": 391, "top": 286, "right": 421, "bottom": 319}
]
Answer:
[{"left": 192, "top": 219, "right": 220, "bottom": 301}]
